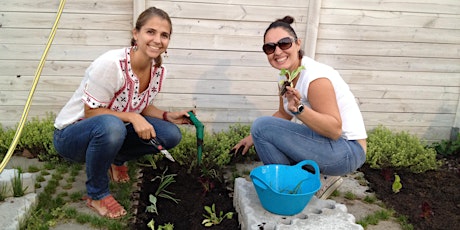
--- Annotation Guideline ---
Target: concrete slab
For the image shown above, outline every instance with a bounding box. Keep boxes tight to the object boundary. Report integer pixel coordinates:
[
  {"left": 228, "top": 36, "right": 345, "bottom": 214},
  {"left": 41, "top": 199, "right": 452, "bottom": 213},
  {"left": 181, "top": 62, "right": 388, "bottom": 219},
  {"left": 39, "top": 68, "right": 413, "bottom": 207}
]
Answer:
[{"left": 234, "top": 177, "right": 364, "bottom": 230}]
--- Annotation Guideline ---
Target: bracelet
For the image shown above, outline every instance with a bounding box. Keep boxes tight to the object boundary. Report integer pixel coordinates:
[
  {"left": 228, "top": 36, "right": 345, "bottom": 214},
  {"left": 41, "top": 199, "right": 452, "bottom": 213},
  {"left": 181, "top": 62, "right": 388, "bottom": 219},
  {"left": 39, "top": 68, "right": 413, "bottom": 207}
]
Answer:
[{"left": 162, "top": 111, "right": 169, "bottom": 122}]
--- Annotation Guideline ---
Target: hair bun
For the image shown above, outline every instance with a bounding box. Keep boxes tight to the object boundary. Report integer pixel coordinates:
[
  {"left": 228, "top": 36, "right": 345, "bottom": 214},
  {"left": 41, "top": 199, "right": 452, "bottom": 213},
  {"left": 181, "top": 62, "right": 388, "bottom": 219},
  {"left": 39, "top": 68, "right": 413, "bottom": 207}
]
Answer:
[{"left": 276, "top": 16, "right": 294, "bottom": 24}]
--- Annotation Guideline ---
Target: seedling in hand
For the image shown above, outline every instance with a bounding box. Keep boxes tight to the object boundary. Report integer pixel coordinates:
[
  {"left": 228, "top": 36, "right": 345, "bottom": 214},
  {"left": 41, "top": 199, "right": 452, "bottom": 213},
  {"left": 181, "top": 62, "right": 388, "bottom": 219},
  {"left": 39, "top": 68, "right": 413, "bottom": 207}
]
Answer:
[{"left": 279, "top": 65, "right": 305, "bottom": 96}]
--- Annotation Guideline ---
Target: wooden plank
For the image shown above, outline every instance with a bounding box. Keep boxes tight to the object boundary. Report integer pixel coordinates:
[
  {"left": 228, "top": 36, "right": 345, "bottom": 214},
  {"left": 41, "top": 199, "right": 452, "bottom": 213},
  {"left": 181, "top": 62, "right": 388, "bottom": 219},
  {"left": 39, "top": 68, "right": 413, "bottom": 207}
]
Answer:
[
  {"left": 304, "top": 0, "right": 322, "bottom": 58},
  {"left": 317, "top": 39, "right": 460, "bottom": 59},
  {"left": 1, "top": 29, "right": 131, "bottom": 45},
  {"left": 0, "top": 0, "right": 132, "bottom": 14},
  {"left": 362, "top": 112, "right": 455, "bottom": 127},
  {"left": 0, "top": 45, "right": 125, "bottom": 61},
  {"left": 171, "top": 18, "right": 306, "bottom": 37},
  {"left": 0, "top": 60, "right": 91, "bottom": 77},
  {"left": 358, "top": 98, "right": 458, "bottom": 113},
  {"left": 150, "top": 0, "right": 308, "bottom": 7},
  {"left": 340, "top": 70, "right": 460, "bottom": 87},
  {"left": 164, "top": 49, "right": 270, "bottom": 67},
  {"left": 316, "top": 54, "right": 460, "bottom": 72},
  {"left": 365, "top": 125, "right": 452, "bottom": 143},
  {"left": 320, "top": 9, "right": 460, "bottom": 30},
  {"left": 1, "top": 12, "right": 132, "bottom": 30},
  {"left": 319, "top": 24, "right": 460, "bottom": 44},
  {"left": 322, "top": 0, "right": 460, "bottom": 15},
  {"left": 350, "top": 84, "right": 459, "bottom": 100},
  {"left": 148, "top": 1, "right": 308, "bottom": 22}
]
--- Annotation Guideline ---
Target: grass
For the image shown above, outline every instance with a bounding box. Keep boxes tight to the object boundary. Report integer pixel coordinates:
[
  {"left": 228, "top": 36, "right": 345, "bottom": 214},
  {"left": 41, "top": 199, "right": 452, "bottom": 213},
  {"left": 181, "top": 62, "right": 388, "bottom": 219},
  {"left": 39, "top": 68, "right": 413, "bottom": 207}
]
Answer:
[{"left": 19, "top": 160, "right": 138, "bottom": 229}]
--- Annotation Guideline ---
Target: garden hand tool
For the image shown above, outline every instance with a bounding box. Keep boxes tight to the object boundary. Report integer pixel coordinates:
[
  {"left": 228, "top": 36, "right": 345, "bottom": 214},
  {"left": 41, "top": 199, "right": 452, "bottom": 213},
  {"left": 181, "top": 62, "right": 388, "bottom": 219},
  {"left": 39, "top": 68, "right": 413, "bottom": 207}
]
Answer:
[
  {"left": 186, "top": 111, "right": 204, "bottom": 165},
  {"left": 149, "top": 137, "right": 175, "bottom": 162}
]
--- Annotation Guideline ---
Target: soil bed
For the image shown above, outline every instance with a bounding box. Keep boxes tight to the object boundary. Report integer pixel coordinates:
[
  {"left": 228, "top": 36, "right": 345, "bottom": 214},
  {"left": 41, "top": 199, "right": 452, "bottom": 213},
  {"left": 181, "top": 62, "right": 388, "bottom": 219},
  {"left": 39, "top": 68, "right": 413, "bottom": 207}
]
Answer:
[
  {"left": 358, "top": 156, "right": 460, "bottom": 230},
  {"left": 130, "top": 159, "right": 239, "bottom": 230}
]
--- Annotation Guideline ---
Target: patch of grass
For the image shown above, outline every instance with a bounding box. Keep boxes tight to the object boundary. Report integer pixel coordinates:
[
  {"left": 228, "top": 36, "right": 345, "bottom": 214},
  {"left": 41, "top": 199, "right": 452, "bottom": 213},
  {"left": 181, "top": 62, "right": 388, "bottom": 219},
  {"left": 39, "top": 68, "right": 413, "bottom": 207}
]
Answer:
[
  {"left": 27, "top": 165, "right": 40, "bottom": 173},
  {"left": 344, "top": 191, "right": 357, "bottom": 200},
  {"left": 357, "top": 209, "right": 392, "bottom": 227},
  {"left": 363, "top": 195, "right": 377, "bottom": 204},
  {"left": 0, "top": 182, "right": 8, "bottom": 201},
  {"left": 330, "top": 189, "right": 340, "bottom": 197},
  {"left": 11, "top": 171, "right": 26, "bottom": 197}
]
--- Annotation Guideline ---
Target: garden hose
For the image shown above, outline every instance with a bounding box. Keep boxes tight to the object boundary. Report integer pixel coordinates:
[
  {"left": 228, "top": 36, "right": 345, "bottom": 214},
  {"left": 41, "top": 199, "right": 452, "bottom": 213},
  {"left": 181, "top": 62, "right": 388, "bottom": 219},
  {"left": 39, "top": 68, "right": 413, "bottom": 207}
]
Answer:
[
  {"left": 0, "top": 0, "right": 66, "bottom": 174},
  {"left": 187, "top": 111, "right": 204, "bottom": 165}
]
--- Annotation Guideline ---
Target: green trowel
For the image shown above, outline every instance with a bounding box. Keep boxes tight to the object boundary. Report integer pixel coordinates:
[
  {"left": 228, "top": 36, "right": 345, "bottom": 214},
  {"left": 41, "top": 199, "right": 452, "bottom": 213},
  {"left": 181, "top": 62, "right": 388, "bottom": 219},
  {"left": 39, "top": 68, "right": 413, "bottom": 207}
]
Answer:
[{"left": 187, "top": 111, "right": 204, "bottom": 165}]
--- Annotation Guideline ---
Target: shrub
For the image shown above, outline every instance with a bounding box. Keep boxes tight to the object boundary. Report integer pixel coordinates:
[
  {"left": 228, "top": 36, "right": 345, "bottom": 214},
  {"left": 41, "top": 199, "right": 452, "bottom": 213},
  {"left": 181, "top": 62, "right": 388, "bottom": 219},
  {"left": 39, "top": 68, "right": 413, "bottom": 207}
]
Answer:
[
  {"left": 168, "top": 123, "right": 256, "bottom": 176},
  {"left": 0, "top": 113, "right": 59, "bottom": 163},
  {"left": 366, "top": 125, "right": 440, "bottom": 173}
]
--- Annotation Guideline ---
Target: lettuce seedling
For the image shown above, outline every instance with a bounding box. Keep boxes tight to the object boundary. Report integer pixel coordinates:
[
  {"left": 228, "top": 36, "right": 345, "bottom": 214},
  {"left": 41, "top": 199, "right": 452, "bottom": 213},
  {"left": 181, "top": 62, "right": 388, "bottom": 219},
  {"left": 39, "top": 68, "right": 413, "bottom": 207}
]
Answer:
[{"left": 279, "top": 65, "right": 305, "bottom": 96}]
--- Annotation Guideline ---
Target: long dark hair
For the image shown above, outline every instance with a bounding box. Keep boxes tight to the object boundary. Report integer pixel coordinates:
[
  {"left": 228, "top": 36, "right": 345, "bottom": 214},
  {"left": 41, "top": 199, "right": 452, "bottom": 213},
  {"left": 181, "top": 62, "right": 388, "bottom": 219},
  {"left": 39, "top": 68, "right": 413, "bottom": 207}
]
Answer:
[
  {"left": 264, "top": 16, "right": 304, "bottom": 59},
  {"left": 131, "top": 7, "right": 172, "bottom": 67}
]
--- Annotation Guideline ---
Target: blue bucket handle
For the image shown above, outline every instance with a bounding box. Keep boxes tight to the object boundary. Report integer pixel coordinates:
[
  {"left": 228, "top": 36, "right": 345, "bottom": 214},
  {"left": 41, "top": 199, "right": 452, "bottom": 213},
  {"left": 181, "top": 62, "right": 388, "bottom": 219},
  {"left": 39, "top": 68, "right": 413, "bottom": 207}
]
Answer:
[
  {"left": 250, "top": 174, "right": 271, "bottom": 191},
  {"left": 294, "top": 160, "right": 320, "bottom": 179}
]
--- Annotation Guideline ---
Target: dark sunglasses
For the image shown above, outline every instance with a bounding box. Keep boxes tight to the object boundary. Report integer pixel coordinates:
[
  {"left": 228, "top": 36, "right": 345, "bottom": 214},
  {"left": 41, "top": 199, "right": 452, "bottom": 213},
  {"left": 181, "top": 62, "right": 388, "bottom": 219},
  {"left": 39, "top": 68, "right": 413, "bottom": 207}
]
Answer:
[{"left": 262, "top": 37, "right": 296, "bottom": 55}]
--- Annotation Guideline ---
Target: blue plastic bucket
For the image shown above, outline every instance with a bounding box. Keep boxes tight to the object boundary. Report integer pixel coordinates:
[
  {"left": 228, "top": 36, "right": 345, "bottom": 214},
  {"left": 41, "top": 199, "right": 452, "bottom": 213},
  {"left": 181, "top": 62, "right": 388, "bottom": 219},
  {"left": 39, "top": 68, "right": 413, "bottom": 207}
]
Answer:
[{"left": 250, "top": 160, "right": 321, "bottom": 216}]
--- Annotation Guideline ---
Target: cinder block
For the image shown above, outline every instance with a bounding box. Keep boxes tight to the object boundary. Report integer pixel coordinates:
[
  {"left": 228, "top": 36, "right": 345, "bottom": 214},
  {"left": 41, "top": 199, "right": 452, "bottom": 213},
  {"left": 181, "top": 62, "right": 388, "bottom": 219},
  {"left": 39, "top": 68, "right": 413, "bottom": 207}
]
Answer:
[{"left": 234, "top": 177, "right": 364, "bottom": 230}]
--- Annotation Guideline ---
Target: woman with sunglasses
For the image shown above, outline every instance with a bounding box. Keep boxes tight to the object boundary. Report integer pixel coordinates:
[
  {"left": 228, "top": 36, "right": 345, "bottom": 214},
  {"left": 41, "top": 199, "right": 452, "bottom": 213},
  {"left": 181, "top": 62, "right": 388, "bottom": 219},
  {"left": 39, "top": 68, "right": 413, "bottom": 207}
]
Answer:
[
  {"left": 53, "top": 7, "right": 194, "bottom": 219},
  {"left": 231, "top": 16, "right": 367, "bottom": 200}
]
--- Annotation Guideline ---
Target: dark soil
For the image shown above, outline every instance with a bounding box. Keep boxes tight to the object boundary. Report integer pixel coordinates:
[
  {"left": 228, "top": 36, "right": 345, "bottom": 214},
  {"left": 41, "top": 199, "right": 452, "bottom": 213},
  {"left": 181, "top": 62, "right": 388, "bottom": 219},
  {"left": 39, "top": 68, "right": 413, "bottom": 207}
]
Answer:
[
  {"left": 131, "top": 156, "right": 460, "bottom": 230},
  {"left": 358, "top": 156, "right": 460, "bottom": 230},
  {"left": 130, "top": 159, "right": 240, "bottom": 230}
]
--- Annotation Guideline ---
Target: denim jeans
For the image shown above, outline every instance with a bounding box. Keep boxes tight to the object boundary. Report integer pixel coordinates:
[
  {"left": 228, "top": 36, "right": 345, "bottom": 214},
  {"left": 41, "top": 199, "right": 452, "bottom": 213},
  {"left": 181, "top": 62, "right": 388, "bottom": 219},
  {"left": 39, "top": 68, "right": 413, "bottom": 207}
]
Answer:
[
  {"left": 251, "top": 116, "right": 366, "bottom": 176},
  {"left": 53, "top": 114, "right": 182, "bottom": 200}
]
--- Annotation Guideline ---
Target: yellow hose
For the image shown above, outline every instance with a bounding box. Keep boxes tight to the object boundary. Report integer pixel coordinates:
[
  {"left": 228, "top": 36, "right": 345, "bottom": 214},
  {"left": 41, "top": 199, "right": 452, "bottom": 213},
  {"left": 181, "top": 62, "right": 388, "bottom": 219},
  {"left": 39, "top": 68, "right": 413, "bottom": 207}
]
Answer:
[{"left": 0, "top": 0, "right": 67, "bottom": 173}]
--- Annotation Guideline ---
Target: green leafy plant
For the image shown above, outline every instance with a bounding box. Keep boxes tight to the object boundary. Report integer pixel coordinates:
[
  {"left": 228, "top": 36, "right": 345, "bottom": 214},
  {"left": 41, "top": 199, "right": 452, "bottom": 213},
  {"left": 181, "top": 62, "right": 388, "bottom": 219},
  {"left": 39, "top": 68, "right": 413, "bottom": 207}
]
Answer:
[
  {"left": 146, "top": 167, "right": 180, "bottom": 215},
  {"left": 202, "top": 203, "right": 233, "bottom": 227},
  {"left": 147, "top": 219, "right": 174, "bottom": 230},
  {"left": 429, "top": 133, "right": 460, "bottom": 157},
  {"left": 366, "top": 125, "right": 440, "bottom": 173},
  {"left": 392, "top": 174, "right": 402, "bottom": 193},
  {"left": 278, "top": 65, "right": 305, "bottom": 96}
]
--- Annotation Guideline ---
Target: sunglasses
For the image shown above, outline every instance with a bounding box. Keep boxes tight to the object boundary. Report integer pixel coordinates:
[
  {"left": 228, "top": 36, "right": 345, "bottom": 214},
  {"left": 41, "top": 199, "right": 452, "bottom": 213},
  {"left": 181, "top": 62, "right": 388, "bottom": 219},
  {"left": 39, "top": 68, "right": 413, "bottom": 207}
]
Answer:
[{"left": 262, "top": 37, "right": 296, "bottom": 55}]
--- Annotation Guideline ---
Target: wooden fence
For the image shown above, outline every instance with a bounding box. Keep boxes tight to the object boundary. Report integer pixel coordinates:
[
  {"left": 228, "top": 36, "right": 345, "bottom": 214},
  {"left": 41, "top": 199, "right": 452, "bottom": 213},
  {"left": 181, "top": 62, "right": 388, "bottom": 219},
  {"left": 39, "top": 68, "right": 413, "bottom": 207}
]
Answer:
[{"left": 1, "top": 0, "right": 459, "bottom": 142}]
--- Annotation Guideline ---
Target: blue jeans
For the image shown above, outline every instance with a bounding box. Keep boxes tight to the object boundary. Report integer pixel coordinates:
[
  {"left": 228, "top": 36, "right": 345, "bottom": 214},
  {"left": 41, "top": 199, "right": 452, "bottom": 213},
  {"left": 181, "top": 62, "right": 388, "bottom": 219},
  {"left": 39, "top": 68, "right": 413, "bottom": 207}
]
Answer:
[
  {"left": 53, "top": 114, "right": 182, "bottom": 200},
  {"left": 251, "top": 116, "right": 366, "bottom": 176}
]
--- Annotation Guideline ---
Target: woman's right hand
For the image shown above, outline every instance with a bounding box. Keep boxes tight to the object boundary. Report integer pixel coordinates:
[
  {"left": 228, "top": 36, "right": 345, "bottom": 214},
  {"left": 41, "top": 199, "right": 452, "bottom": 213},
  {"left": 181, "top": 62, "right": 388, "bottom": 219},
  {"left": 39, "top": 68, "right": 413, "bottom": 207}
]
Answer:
[
  {"left": 130, "top": 113, "right": 156, "bottom": 140},
  {"left": 230, "top": 135, "right": 254, "bottom": 155}
]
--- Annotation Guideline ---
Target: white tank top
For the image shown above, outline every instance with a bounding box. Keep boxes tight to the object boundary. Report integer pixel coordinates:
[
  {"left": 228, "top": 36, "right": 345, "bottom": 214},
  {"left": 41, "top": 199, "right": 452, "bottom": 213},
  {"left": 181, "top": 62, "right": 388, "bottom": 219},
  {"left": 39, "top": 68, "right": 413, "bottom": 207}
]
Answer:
[{"left": 281, "top": 57, "right": 367, "bottom": 140}]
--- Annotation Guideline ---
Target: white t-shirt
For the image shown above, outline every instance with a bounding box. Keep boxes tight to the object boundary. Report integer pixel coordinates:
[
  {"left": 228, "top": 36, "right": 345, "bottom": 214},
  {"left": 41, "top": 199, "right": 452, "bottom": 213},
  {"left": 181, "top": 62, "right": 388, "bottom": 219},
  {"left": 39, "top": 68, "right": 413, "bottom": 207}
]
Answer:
[
  {"left": 280, "top": 56, "right": 367, "bottom": 140},
  {"left": 54, "top": 48, "right": 166, "bottom": 129}
]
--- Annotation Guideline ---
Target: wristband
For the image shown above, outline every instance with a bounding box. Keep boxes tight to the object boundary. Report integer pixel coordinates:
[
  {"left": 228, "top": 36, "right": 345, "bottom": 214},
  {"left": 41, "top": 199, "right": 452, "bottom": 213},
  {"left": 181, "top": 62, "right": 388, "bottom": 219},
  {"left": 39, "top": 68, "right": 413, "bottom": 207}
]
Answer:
[{"left": 162, "top": 111, "right": 169, "bottom": 122}]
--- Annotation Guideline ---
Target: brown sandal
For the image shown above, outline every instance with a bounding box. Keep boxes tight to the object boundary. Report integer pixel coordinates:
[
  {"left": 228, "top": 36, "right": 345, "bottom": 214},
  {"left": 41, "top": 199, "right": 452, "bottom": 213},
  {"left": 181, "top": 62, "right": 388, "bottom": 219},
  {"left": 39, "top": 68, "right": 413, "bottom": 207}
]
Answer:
[
  {"left": 84, "top": 195, "right": 127, "bottom": 219},
  {"left": 108, "top": 164, "right": 130, "bottom": 183}
]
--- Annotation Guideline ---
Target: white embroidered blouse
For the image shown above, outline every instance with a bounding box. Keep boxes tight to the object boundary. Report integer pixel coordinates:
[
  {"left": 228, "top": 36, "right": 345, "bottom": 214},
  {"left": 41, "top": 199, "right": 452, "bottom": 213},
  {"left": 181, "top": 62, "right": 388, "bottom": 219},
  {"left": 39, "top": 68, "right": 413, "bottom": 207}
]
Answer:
[{"left": 54, "top": 47, "right": 166, "bottom": 129}]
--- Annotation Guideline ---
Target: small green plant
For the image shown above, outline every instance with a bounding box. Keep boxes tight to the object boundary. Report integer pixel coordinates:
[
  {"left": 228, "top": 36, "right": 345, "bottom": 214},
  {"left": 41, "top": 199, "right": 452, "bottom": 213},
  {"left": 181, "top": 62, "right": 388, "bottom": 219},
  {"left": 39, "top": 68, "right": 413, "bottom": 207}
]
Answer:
[
  {"left": 392, "top": 174, "right": 402, "bottom": 193},
  {"left": 278, "top": 65, "right": 306, "bottom": 96},
  {"left": 147, "top": 219, "right": 174, "bottom": 230},
  {"left": 202, "top": 203, "right": 233, "bottom": 227},
  {"left": 146, "top": 167, "right": 180, "bottom": 214}
]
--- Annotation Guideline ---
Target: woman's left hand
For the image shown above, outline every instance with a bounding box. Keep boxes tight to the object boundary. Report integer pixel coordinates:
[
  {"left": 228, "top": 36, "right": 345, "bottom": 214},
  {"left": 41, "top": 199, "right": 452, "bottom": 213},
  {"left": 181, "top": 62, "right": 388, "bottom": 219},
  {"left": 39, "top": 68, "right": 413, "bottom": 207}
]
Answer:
[{"left": 165, "top": 109, "right": 196, "bottom": 125}]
